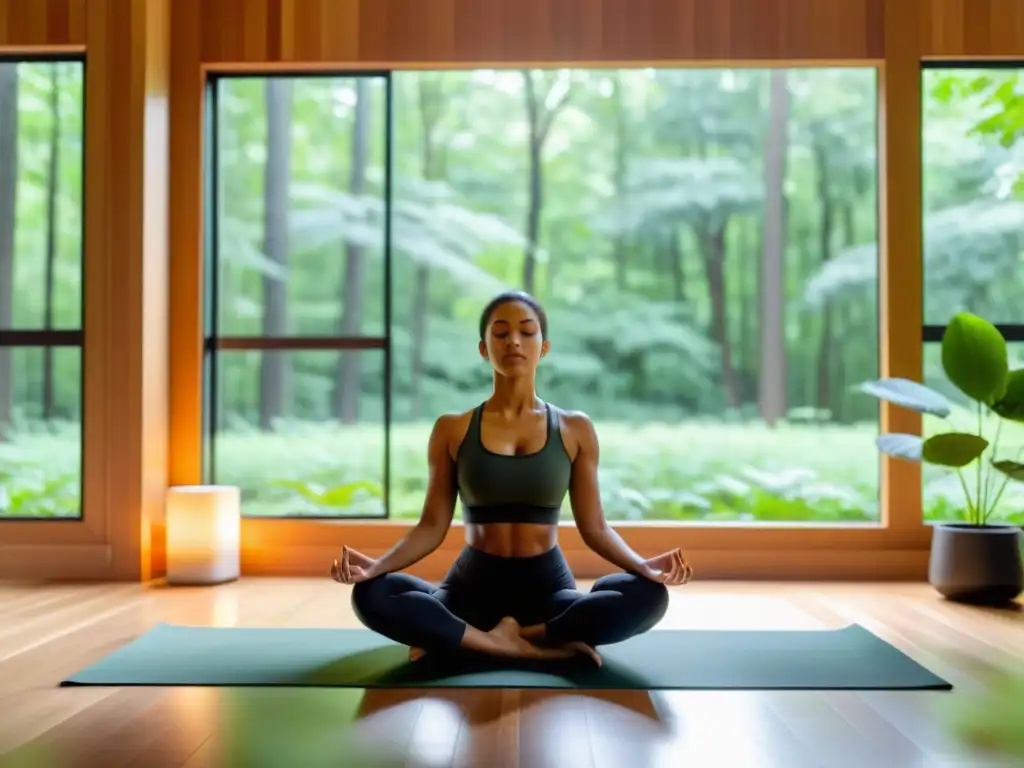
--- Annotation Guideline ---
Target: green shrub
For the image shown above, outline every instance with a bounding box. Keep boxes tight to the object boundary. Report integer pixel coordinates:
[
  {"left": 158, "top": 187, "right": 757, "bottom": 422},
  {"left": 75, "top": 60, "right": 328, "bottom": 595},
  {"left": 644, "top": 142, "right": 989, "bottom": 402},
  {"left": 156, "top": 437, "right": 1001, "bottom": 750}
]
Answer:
[{"left": 3, "top": 420, "right": 1022, "bottom": 523}]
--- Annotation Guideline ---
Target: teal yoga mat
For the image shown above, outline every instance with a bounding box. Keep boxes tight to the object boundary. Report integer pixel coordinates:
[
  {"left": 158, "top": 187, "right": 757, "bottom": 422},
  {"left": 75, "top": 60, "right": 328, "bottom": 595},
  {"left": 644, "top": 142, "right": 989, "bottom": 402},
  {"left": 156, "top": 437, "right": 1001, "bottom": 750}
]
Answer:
[{"left": 61, "top": 623, "right": 951, "bottom": 691}]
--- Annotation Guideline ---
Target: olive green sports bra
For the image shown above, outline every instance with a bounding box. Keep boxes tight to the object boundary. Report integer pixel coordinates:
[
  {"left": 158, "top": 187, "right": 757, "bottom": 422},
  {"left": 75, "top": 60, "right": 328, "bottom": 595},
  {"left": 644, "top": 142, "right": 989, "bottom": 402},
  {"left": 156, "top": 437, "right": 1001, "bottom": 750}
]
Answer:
[{"left": 455, "top": 403, "right": 572, "bottom": 525}]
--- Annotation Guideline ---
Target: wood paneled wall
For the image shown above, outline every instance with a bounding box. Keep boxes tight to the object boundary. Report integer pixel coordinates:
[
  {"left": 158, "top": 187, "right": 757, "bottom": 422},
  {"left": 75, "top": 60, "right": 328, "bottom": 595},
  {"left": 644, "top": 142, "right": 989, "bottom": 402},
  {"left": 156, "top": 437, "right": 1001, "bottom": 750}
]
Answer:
[
  {"left": 0, "top": 0, "right": 169, "bottom": 581},
  {"left": 881, "top": 0, "right": 925, "bottom": 529},
  {"left": 175, "top": 0, "right": 887, "bottom": 66},
  {"left": 922, "top": 0, "right": 1024, "bottom": 58},
  {"left": 0, "top": 0, "right": 85, "bottom": 49}
]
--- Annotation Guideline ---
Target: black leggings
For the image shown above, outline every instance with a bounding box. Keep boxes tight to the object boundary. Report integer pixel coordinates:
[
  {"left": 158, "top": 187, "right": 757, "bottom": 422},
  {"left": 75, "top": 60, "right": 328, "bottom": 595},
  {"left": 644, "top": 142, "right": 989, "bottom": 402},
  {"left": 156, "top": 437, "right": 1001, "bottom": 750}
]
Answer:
[{"left": 351, "top": 546, "right": 669, "bottom": 652}]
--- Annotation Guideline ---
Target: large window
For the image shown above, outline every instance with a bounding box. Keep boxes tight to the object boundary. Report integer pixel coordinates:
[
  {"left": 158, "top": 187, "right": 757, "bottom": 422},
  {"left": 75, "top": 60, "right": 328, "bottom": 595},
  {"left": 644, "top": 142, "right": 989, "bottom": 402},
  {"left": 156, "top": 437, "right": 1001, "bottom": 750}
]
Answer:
[
  {"left": 919, "top": 65, "right": 1024, "bottom": 525},
  {"left": 206, "top": 68, "right": 882, "bottom": 524},
  {"left": 0, "top": 59, "right": 84, "bottom": 520},
  {"left": 205, "top": 74, "right": 391, "bottom": 518}
]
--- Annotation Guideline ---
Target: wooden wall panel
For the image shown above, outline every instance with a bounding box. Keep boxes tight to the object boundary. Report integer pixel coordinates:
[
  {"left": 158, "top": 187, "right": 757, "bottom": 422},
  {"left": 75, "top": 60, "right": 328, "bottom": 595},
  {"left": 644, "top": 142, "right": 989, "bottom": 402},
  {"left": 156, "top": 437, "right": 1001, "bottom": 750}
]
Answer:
[
  {"left": 922, "top": 0, "right": 1024, "bottom": 58},
  {"left": 0, "top": 0, "right": 169, "bottom": 581},
  {"left": 880, "top": 0, "right": 925, "bottom": 531},
  {"left": 175, "top": 0, "right": 886, "bottom": 67},
  {"left": 86, "top": 0, "right": 170, "bottom": 581},
  {"left": 0, "top": 0, "right": 85, "bottom": 49}
]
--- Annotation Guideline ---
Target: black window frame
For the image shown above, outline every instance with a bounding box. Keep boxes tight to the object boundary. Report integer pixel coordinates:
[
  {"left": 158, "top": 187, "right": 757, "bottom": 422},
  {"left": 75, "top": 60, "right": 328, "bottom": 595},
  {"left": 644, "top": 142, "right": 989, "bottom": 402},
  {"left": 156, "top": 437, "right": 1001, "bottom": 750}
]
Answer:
[
  {"left": 201, "top": 71, "right": 394, "bottom": 520},
  {"left": 0, "top": 53, "right": 88, "bottom": 522}
]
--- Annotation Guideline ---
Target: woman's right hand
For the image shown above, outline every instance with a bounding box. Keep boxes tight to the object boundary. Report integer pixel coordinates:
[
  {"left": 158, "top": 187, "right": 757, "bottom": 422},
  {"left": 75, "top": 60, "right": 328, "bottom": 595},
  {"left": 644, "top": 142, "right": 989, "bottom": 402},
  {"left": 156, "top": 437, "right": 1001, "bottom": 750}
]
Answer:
[{"left": 331, "top": 545, "right": 380, "bottom": 584}]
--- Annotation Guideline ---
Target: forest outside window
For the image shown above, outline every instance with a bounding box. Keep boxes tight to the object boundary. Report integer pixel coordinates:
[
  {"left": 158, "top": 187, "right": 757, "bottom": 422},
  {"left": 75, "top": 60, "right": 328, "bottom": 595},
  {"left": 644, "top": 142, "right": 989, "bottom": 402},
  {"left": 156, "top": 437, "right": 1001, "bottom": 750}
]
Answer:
[
  {"left": 205, "top": 67, "right": 882, "bottom": 525},
  {"left": 204, "top": 74, "right": 392, "bottom": 519},
  {"left": 921, "top": 64, "right": 1024, "bottom": 526},
  {"left": 0, "top": 58, "right": 85, "bottom": 520}
]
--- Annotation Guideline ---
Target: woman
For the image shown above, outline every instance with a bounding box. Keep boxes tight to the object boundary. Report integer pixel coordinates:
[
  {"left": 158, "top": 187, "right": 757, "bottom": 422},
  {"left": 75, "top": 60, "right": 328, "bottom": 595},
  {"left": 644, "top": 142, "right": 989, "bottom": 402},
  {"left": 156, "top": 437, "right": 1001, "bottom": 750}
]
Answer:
[{"left": 332, "top": 290, "right": 693, "bottom": 666}]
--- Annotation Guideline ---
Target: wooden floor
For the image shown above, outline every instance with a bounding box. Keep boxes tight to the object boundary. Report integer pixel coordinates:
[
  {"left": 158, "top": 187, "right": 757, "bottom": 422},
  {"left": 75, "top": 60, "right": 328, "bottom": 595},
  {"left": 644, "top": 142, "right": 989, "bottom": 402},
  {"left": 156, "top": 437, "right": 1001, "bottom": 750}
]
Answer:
[{"left": 0, "top": 579, "right": 1021, "bottom": 768}]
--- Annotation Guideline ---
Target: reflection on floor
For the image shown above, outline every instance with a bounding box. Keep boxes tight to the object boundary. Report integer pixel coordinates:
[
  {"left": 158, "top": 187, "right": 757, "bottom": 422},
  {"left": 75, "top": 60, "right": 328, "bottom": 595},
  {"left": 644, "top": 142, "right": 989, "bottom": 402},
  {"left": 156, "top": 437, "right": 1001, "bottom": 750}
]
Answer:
[{"left": 0, "top": 578, "right": 1020, "bottom": 767}]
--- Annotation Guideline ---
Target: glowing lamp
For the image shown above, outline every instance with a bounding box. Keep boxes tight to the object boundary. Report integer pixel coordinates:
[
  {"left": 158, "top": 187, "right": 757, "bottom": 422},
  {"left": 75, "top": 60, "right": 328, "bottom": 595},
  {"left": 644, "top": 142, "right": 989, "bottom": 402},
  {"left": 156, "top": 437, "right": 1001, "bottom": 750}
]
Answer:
[{"left": 165, "top": 485, "right": 241, "bottom": 586}]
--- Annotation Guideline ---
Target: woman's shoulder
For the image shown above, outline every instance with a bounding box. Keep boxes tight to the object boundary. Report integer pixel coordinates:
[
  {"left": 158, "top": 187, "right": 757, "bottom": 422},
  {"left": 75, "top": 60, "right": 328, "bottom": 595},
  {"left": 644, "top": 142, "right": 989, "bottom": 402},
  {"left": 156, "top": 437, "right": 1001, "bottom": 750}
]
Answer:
[
  {"left": 548, "top": 403, "right": 594, "bottom": 430},
  {"left": 547, "top": 404, "right": 598, "bottom": 451},
  {"left": 431, "top": 408, "right": 477, "bottom": 454}
]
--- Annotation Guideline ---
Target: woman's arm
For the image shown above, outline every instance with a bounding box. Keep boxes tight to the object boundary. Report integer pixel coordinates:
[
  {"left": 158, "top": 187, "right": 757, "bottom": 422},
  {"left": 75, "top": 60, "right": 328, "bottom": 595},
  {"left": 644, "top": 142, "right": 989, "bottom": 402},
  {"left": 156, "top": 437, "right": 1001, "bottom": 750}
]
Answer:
[
  {"left": 363, "top": 415, "right": 458, "bottom": 577},
  {"left": 566, "top": 412, "right": 653, "bottom": 576}
]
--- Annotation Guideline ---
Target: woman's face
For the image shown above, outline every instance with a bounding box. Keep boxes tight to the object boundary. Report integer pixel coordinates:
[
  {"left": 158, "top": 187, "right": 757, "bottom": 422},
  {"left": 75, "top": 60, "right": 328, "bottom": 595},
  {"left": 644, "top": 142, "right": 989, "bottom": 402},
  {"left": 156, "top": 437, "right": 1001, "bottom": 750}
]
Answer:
[{"left": 479, "top": 300, "right": 549, "bottom": 377}]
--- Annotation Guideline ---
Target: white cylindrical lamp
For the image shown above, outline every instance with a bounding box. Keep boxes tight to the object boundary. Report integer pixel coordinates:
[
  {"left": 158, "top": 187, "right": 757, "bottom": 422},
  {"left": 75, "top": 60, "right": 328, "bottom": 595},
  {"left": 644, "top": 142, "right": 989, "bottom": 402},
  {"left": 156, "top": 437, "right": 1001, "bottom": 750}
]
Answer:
[{"left": 165, "top": 485, "right": 241, "bottom": 585}]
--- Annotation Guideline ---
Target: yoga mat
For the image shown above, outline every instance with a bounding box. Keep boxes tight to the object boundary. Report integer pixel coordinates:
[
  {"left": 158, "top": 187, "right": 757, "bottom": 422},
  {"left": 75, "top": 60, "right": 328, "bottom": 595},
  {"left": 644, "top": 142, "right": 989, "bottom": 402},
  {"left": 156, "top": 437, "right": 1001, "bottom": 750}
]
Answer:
[{"left": 61, "top": 623, "right": 952, "bottom": 691}]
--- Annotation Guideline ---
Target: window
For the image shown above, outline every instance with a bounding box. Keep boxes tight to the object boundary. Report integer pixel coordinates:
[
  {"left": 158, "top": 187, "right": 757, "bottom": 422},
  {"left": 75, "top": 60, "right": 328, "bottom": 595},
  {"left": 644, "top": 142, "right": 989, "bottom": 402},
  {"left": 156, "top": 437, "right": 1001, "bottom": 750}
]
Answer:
[
  {"left": 204, "top": 74, "right": 391, "bottom": 518},
  {"left": 920, "top": 64, "right": 1024, "bottom": 525},
  {"left": 205, "top": 68, "right": 882, "bottom": 524},
  {"left": 389, "top": 69, "right": 880, "bottom": 524},
  {"left": 0, "top": 59, "right": 84, "bottom": 520}
]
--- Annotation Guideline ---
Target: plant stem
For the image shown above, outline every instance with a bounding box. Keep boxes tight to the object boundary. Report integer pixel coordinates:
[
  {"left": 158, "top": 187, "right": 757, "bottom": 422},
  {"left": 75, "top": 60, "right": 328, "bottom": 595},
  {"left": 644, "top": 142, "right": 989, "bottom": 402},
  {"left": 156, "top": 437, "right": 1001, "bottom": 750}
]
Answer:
[
  {"left": 956, "top": 468, "right": 976, "bottom": 524},
  {"left": 981, "top": 417, "right": 1004, "bottom": 523},
  {"left": 984, "top": 473, "right": 1013, "bottom": 526},
  {"left": 975, "top": 402, "right": 984, "bottom": 526}
]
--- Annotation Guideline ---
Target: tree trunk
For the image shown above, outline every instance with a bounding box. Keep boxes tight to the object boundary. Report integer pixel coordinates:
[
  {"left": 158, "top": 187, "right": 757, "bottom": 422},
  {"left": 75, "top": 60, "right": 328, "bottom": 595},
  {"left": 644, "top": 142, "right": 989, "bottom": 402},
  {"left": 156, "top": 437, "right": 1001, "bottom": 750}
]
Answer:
[
  {"left": 738, "top": 218, "right": 760, "bottom": 397},
  {"left": 835, "top": 201, "right": 858, "bottom": 421},
  {"left": 523, "top": 73, "right": 543, "bottom": 295},
  {"left": 699, "top": 222, "right": 741, "bottom": 408},
  {"left": 521, "top": 71, "right": 571, "bottom": 296},
  {"left": 611, "top": 73, "right": 630, "bottom": 291},
  {"left": 42, "top": 64, "right": 61, "bottom": 422},
  {"left": 258, "top": 79, "right": 292, "bottom": 430},
  {"left": 758, "top": 69, "right": 790, "bottom": 426},
  {"left": 409, "top": 75, "right": 446, "bottom": 420},
  {"left": 669, "top": 230, "right": 685, "bottom": 303},
  {"left": 813, "top": 139, "right": 835, "bottom": 412},
  {"left": 334, "top": 79, "right": 370, "bottom": 424},
  {"left": 0, "top": 64, "right": 19, "bottom": 439}
]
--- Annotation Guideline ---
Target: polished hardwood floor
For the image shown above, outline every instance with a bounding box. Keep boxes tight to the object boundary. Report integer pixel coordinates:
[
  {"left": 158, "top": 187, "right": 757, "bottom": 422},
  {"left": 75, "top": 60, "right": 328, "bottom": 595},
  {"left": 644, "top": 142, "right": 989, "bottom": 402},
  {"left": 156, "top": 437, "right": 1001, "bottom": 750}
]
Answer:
[{"left": 0, "top": 578, "right": 1021, "bottom": 767}]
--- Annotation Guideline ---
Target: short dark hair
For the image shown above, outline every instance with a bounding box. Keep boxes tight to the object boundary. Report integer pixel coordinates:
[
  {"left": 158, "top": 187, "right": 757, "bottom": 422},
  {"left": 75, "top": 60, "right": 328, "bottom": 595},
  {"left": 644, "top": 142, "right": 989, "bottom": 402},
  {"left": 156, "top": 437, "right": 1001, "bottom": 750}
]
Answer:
[{"left": 478, "top": 290, "right": 548, "bottom": 341}]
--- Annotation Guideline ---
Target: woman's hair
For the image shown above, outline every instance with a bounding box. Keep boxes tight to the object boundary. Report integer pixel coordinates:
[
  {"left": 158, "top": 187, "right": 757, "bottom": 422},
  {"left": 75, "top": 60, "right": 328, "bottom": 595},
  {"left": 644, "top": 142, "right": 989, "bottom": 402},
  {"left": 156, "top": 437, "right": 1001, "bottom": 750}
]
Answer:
[{"left": 478, "top": 290, "right": 549, "bottom": 341}]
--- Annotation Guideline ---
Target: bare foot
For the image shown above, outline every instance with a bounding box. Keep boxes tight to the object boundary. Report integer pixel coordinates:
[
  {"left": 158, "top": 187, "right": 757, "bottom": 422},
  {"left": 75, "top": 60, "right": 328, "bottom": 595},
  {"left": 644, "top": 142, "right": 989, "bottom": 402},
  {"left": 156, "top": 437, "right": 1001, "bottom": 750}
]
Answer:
[
  {"left": 409, "top": 647, "right": 427, "bottom": 662},
  {"left": 518, "top": 622, "right": 546, "bottom": 641},
  {"left": 486, "top": 617, "right": 602, "bottom": 667}
]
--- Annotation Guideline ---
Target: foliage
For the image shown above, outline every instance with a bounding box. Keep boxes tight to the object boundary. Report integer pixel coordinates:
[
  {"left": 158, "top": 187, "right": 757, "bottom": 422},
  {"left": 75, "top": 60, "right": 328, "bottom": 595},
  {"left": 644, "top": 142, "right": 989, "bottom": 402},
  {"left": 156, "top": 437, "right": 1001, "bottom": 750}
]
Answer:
[
  {"left": 0, "top": 424, "right": 80, "bottom": 517},
  {"left": 930, "top": 69, "right": 1024, "bottom": 195},
  {"left": 807, "top": 69, "right": 1024, "bottom": 321},
  {"left": 268, "top": 478, "right": 384, "bottom": 515},
  {"left": 861, "top": 313, "right": 1024, "bottom": 525},
  {"left": 942, "top": 670, "right": 1024, "bottom": 759},
  {"left": 4, "top": 66, "right": 1024, "bottom": 527},
  {"left": 220, "top": 689, "right": 406, "bottom": 768},
  {"left": 8, "top": 421, "right": 1024, "bottom": 525},
  {"left": 803, "top": 200, "right": 1024, "bottom": 318}
]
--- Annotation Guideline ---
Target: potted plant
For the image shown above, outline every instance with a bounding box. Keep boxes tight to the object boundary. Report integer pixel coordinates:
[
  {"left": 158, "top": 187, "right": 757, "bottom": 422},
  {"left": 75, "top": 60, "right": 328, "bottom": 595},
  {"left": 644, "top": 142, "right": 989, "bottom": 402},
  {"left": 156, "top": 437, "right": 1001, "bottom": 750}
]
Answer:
[{"left": 860, "top": 312, "right": 1024, "bottom": 605}]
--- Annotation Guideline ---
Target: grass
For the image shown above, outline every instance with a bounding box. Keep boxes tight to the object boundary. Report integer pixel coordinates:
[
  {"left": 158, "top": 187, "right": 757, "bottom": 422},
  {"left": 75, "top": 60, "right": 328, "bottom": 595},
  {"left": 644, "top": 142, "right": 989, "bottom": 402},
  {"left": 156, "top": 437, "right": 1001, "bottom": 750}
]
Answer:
[{"left": 4, "top": 419, "right": 1021, "bottom": 523}]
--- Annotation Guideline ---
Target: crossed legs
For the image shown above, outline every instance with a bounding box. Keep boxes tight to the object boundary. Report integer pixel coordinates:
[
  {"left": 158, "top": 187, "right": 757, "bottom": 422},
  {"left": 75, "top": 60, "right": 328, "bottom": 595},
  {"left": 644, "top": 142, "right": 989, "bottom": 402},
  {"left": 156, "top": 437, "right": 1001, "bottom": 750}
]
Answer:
[
  {"left": 350, "top": 572, "right": 471, "bottom": 652},
  {"left": 517, "top": 572, "right": 669, "bottom": 647},
  {"left": 351, "top": 570, "right": 669, "bottom": 657},
  {"left": 350, "top": 572, "right": 577, "bottom": 661}
]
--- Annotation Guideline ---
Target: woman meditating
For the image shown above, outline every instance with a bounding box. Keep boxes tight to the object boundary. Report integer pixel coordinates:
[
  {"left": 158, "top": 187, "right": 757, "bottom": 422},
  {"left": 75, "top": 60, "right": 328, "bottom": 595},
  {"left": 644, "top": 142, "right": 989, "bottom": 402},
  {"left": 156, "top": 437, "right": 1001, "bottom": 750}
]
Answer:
[{"left": 332, "top": 290, "right": 693, "bottom": 665}]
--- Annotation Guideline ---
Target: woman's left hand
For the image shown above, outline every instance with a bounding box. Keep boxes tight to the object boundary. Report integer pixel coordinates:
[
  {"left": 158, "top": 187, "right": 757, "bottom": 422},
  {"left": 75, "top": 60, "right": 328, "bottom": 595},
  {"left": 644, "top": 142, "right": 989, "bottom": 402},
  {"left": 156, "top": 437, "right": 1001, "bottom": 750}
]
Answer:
[{"left": 641, "top": 548, "right": 693, "bottom": 586}]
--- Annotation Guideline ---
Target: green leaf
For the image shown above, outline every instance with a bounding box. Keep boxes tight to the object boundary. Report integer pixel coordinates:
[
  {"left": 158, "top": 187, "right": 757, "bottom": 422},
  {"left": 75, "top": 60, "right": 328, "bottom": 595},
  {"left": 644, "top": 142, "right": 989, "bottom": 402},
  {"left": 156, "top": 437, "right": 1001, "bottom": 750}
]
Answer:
[
  {"left": 269, "top": 480, "right": 324, "bottom": 503},
  {"left": 922, "top": 433, "right": 989, "bottom": 468},
  {"left": 992, "top": 369, "right": 1024, "bottom": 423},
  {"left": 858, "top": 378, "right": 951, "bottom": 417},
  {"left": 268, "top": 479, "right": 383, "bottom": 508},
  {"left": 317, "top": 480, "right": 383, "bottom": 506},
  {"left": 941, "top": 312, "right": 1008, "bottom": 405},
  {"left": 876, "top": 434, "right": 924, "bottom": 462},
  {"left": 992, "top": 460, "right": 1024, "bottom": 482}
]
